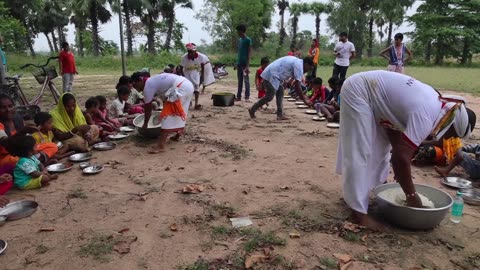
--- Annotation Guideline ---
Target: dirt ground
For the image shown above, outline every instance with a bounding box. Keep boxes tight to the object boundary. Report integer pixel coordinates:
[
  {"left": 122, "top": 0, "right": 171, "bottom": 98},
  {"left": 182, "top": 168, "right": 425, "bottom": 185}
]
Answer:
[{"left": 0, "top": 74, "right": 480, "bottom": 270}]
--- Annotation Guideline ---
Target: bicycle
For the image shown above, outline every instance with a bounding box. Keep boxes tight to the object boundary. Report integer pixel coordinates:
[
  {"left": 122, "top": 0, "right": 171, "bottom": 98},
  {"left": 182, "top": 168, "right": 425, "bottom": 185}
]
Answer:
[{"left": 2, "top": 56, "right": 61, "bottom": 106}]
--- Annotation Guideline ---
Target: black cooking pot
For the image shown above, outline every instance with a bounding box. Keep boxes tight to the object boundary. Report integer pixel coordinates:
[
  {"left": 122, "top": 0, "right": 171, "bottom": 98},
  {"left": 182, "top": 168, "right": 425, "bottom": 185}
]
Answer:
[{"left": 211, "top": 92, "right": 235, "bottom": 107}]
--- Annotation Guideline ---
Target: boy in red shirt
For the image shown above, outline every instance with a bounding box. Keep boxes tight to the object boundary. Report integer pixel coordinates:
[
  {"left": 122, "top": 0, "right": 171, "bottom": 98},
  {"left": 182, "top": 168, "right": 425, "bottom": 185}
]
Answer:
[
  {"left": 255, "top": 57, "right": 269, "bottom": 109},
  {"left": 59, "top": 42, "right": 77, "bottom": 93},
  {"left": 309, "top": 77, "right": 329, "bottom": 104}
]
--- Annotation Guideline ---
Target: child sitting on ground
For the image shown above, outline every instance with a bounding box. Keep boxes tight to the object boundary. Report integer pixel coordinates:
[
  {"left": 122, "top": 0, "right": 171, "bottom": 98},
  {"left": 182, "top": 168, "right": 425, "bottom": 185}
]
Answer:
[
  {"left": 116, "top": 75, "right": 145, "bottom": 115},
  {"left": 309, "top": 77, "right": 329, "bottom": 105},
  {"left": 32, "top": 112, "right": 74, "bottom": 160},
  {"left": 109, "top": 86, "right": 134, "bottom": 125},
  {"left": 7, "top": 135, "right": 58, "bottom": 190},
  {"left": 318, "top": 78, "right": 344, "bottom": 122},
  {"left": 96, "top": 95, "right": 127, "bottom": 127},
  {"left": 84, "top": 97, "right": 117, "bottom": 138},
  {"left": 435, "top": 143, "right": 480, "bottom": 180},
  {"left": 256, "top": 57, "right": 270, "bottom": 110}
]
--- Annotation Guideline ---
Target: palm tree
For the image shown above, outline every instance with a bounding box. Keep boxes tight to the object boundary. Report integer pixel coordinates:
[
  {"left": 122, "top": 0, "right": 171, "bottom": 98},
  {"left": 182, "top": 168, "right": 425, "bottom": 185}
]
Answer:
[
  {"left": 110, "top": 0, "right": 144, "bottom": 56},
  {"left": 277, "top": 0, "right": 289, "bottom": 47},
  {"left": 139, "top": 0, "right": 161, "bottom": 54},
  {"left": 379, "top": 0, "right": 415, "bottom": 46},
  {"left": 70, "top": 11, "right": 88, "bottom": 56},
  {"left": 307, "top": 2, "right": 331, "bottom": 42},
  {"left": 75, "top": 0, "right": 112, "bottom": 56},
  {"left": 159, "top": 0, "right": 193, "bottom": 52},
  {"left": 289, "top": 2, "right": 307, "bottom": 51}
]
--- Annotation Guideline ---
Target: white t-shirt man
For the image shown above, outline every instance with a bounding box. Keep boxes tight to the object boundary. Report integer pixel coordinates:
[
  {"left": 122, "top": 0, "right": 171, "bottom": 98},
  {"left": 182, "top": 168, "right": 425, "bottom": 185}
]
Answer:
[
  {"left": 260, "top": 56, "right": 304, "bottom": 91},
  {"left": 181, "top": 52, "right": 209, "bottom": 90},
  {"left": 144, "top": 73, "right": 185, "bottom": 103},
  {"left": 334, "top": 41, "right": 356, "bottom": 67}
]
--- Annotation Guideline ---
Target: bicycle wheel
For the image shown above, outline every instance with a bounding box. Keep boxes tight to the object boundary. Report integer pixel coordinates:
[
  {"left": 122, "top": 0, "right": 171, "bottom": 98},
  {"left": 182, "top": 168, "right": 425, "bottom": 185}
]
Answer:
[{"left": 0, "top": 85, "right": 27, "bottom": 106}]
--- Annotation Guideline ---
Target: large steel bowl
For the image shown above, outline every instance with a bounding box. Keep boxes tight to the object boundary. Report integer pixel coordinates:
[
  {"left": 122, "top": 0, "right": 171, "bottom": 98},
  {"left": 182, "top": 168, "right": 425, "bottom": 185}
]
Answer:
[
  {"left": 373, "top": 183, "right": 453, "bottom": 230},
  {"left": 0, "top": 200, "right": 38, "bottom": 221},
  {"left": 133, "top": 111, "right": 162, "bottom": 139}
]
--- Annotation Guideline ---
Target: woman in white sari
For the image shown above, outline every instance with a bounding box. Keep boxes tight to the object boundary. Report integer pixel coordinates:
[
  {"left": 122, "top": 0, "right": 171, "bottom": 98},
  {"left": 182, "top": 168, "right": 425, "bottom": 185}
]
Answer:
[
  {"left": 131, "top": 72, "right": 194, "bottom": 153},
  {"left": 336, "top": 70, "right": 476, "bottom": 230}
]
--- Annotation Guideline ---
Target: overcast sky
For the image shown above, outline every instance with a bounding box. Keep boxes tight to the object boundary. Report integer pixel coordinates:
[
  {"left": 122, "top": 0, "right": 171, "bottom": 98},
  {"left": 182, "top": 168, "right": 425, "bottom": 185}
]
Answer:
[{"left": 33, "top": 0, "right": 420, "bottom": 52}]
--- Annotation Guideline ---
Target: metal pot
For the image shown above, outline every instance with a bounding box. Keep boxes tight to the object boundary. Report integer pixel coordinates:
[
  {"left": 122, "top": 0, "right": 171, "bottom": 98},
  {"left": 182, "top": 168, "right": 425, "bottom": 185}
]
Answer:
[
  {"left": 373, "top": 183, "right": 453, "bottom": 230},
  {"left": 211, "top": 92, "right": 235, "bottom": 107},
  {"left": 133, "top": 112, "right": 162, "bottom": 139}
]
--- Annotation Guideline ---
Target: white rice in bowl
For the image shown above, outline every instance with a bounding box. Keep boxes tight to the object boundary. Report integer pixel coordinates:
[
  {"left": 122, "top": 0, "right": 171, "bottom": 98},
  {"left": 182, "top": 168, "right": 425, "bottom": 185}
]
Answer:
[{"left": 377, "top": 188, "right": 435, "bottom": 208}]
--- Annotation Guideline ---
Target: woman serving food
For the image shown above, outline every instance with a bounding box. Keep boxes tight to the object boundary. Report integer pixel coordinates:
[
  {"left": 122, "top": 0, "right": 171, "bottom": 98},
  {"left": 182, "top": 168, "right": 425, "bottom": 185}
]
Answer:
[{"left": 336, "top": 70, "right": 476, "bottom": 230}]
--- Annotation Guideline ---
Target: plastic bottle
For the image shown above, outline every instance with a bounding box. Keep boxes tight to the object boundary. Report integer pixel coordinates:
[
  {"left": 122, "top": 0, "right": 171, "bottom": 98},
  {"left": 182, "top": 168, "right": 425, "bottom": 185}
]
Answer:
[{"left": 450, "top": 191, "right": 464, "bottom": 224}]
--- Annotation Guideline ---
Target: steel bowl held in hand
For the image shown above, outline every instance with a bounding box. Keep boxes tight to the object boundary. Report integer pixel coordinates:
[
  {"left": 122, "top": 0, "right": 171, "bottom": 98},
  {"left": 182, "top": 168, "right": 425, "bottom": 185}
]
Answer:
[{"left": 133, "top": 112, "right": 162, "bottom": 139}]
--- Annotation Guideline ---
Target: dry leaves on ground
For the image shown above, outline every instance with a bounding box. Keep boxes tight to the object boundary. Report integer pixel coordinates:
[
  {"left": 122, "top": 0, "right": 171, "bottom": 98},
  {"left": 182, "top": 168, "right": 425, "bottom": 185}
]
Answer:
[
  {"left": 170, "top": 223, "right": 178, "bottom": 232},
  {"left": 182, "top": 184, "right": 205, "bottom": 194},
  {"left": 113, "top": 236, "right": 137, "bottom": 254}
]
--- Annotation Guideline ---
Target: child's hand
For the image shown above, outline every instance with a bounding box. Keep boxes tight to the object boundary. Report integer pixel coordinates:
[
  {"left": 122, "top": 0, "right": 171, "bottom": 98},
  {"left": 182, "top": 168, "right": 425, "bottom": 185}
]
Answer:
[
  {"left": 0, "top": 196, "right": 9, "bottom": 208},
  {"left": 0, "top": 173, "right": 12, "bottom": 184}
]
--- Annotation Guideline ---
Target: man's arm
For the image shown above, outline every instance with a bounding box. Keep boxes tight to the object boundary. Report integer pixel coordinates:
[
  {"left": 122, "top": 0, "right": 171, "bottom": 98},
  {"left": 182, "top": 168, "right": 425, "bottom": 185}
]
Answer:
[
  {"left": 379, "top": 46, "right": 390, "bottom": 60},
  {"left": 405, "top": 47, "right": 413, "bottom": 62},
  {"left": 142, "top": 102, "right": 153, "bottom": 130},
  {"left": 294, "top": 80, "right": 311, "bottom": 106},
  {"left": 387, "top": 129, "right": 423, "bottom": 208},
  {"left": 350, "top": 50, "right": 356, "bottom": 61}
]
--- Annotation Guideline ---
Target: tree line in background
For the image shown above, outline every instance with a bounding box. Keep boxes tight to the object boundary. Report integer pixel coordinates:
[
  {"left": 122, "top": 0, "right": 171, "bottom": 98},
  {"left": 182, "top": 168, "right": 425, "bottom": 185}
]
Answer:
[
  {"left": 0, "top": 0, "right": 192, "bottom": 56},
  {"left": 0, "top": 0, "right": 479, "bottom": 66}
]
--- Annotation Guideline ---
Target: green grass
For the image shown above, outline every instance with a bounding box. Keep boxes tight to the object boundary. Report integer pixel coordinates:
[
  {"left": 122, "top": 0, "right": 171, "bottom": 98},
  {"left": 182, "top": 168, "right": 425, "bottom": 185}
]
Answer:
[
  {"left": 67, "top": 188, "right": 88, "bottom": 199},
  {"left": 241, "top": 229, "right": 286, "bottom": 253},
  {"left": 78, "top": 234, "right": 114, "bottom": 262},
  {"left": 319, "top": 257, "right": 338, "bottom": 269}
]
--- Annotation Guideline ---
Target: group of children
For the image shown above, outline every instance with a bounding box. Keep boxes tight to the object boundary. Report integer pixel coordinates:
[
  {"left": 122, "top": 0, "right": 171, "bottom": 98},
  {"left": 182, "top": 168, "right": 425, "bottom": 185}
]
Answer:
[
  {"left": 0, "top": 74, "right": 155, "bottom": 195},
  {"left": 254, "top": 57, "right": 343, "bottom": 123}
]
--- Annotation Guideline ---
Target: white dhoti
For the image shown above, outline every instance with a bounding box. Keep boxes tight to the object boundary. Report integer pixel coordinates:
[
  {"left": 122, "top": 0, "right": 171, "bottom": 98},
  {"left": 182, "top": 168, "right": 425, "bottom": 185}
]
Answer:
[
  {"left": 335, "top": 80, "right": 392, "bottom": 214},
  {"left": 203, "top": 62, "right": 216, "bottom": 87},
  {"left": 161, "top": 78, "right": 194, "bottom": 130}
]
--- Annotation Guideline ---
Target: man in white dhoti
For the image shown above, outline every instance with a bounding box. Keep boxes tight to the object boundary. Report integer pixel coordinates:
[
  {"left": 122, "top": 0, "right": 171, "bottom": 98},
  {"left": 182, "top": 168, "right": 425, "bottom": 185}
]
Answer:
[
  {"left": 179, "top": 43, "right": 215, "bottom": 110},
  {"left": 131, "top": 72, "right": 194, "bottom": 154},
  {"left": 336, "top": 70, "right": 476, "bottom": 229}
]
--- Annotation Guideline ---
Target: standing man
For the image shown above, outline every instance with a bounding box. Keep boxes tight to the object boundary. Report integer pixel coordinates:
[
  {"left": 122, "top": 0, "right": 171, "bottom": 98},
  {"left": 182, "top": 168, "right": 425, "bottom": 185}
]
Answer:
[
  {"left": 248, "top": 56, "right": 314, "bottom": 121},
  {"left": 336, "top": 70, "right": 476, "bottom": 230},
  {"left": 179, "top": 43, "right": 215, "bottom": 110},
  {"left": 59, "top": 41, "right": 78, "bottom": 93},
  {"left": 379, "top": 33, "right": 413, "bottom": 74},
  {"left": 0, "top": 36, "right": 7, "bottom": 85},
  {"left": 235, "top": 24, "right": 252, "bottom": 102},
  {"left": 308, "top": 39, "right": 320, "bottom": 77},
  {"left": 332, "top": 32, "right": 355, "bottom": 80}
]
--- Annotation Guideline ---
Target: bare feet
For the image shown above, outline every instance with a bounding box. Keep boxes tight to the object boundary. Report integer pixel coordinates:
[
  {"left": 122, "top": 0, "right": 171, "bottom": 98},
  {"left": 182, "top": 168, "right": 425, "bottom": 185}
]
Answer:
[
  {"left": 148, "top": 148, "right": 166, "bottom": 154},
  {"left": 434, "top": 166, "right": 449, "bottom": 177},
  {"left": 354, "top": 212, "right": 387, "bottom": 231},
  {"left": 248, "top": 108, "right": 256, "bottom": 119},
  {"left": 277, "top": 115, "right": 289, "bottom": 121},
  {"left": 170, "top": 133, "right": 181, "bottom": 142}
]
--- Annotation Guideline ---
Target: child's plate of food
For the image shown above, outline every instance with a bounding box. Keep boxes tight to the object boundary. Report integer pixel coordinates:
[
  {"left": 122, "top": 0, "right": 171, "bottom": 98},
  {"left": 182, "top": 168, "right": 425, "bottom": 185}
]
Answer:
[
  {"left": 295, "top": 101, "right": 304, "bottom": 105},
  {"left": 46, "top": 162, "right": 74, "bottom": 173},
  {"left": 326, "top": 123, "right": 340, "bottom": 129},
  {"left": 284, "top": 95, "right": 291, "bottom": 98},
  {"left": 442, "top": 177, "right": 472, "bottom": 189},
  {"left": 297, "top": 105, "right": 309, "bottom": 109},
  {"left": 83, "top": 165, "right": 104, "bottom": 175},
  {"left": 119, "top": 126, "right": 135, "bottom": 132},
  {"left": 287, "top": 98, "right": 296, "bottom": 102},
  {"left": 312, "top": 116, "right": 326, "bottom": 121},
  {"left": 108, "top": 133, "right": 129, "bottom": 140},
  {"left": 93, "top": 142, "right": 116, "bottom": 151},
  {"left": 69, "top": 153, "right": 93, "bottom": 162},
  {"left": 305, "top": 109, "right": 317, "bottom": 115},
  {"left": 79, "top": 162, "right": 91, "bottom": 169}
]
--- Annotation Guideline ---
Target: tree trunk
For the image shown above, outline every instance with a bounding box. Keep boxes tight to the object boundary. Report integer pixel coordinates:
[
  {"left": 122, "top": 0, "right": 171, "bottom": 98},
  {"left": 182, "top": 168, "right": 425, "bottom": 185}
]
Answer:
[
  {"left": 51, "top": 31, "right": 59, "bottom": 52},
  {"left": 164, "top": 12, "right": 175, "bottom": 52},
  {"left": 77, "top": 29, "right": 85, "bottom": 57},
  {"left": 90, "top": 2, "right": 101, "bottom": 56},
  {"left": 425, "top": 40, "right": 431, "bottom": 63},
  {"left": 460, "top": 37, "right": 469, "bottom": 65},
  {"left": 279, "top": 9, "right": 285, "bottom": 47},
  {"left": 367, "top": 17, "right": 374, "bottom": 58},
  {"left": 290, "top": 16, "right": 298, "bottom": 50},
  {"left": 23, "top": 22, "right": 35, "bottom": 56},
  {"left": 45, "top": 32, "right": 54, "bottom": 53},
  {"left": 146, "top": 14, "right": 156, "bottom": 54},
  {"left": 315, "top": 14, "right": 320, "bottom": 42},
  {"left": 57, "top": 27, "right": 65, "bottom": 48},
  {"left": 124, "top": 1, "right": 133, "bottom": 56},
  {"left": 386, "top": 20, "right": 393, "bottom": 46},
  {"left": 434, "top": 36, "right": 443, "bottom": 65}
]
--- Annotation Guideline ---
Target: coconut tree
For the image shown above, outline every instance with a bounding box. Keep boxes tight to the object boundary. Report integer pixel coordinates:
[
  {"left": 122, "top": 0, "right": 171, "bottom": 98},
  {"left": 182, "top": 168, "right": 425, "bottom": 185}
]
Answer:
[
  {"left": 289, "top": 2, "right": 307, "bottom": 50},
  {"left": 75, "top": 0, "right": 112, "bottom": 56},
  {"left": 307, "top": 2, "right": 331, "bottom": 42},
  {"left": 110, "top": 0, "right": 144, "bottom": 56},
  {"left": 277, "top": 0, "right": 289, "bottom": 47},
  {"left": 159, "top": 0, "right": 193, "bottom": 51}
]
